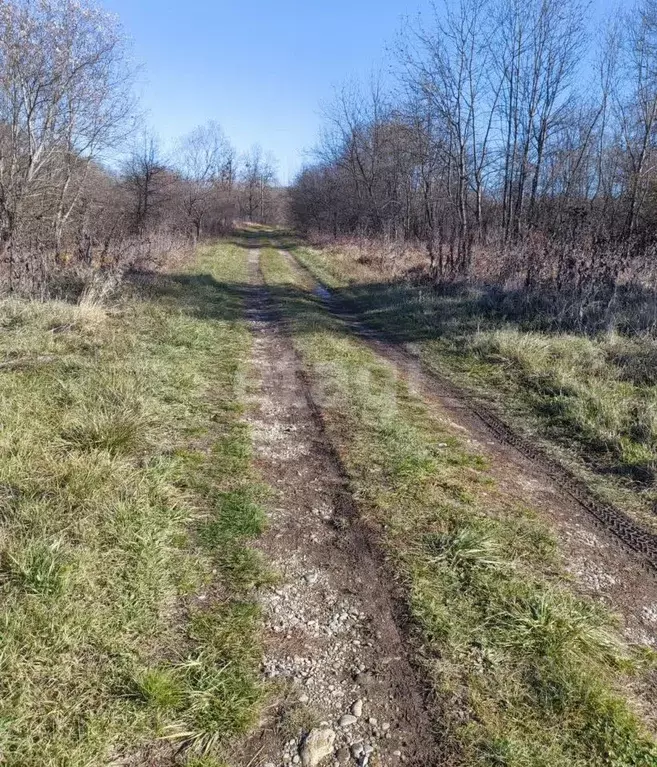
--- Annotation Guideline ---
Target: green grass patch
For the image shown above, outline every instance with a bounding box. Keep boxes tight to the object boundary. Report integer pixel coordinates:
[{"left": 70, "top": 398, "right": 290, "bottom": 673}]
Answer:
[
  {"left": 260, "top": 244, "right": 657, "bottom": 767},
  {"left": 0, "top": 241, "right": 267, "bottom": 765}
]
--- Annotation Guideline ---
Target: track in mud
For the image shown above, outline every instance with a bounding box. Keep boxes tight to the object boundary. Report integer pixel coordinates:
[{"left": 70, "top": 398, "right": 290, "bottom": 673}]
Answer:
[
  {"left": 242, "top": 249, "right": 437, "bottom": 767},
  {"left": 281, "top": 249, "right": 657, "bottom": 573},
  {"left": 276, "top": 245, "right": 657, "bottom": 669}
]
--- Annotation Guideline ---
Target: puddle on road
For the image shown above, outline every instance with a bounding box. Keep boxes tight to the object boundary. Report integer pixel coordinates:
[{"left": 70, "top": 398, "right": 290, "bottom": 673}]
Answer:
[{"left": 313, "top": 284, "right": 332, "bottom": 301}]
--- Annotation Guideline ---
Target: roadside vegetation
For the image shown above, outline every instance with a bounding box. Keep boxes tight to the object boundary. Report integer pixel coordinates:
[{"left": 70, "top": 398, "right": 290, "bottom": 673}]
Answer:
[
  {"left": 259, "top": 243, "right": 657, "bottom": 767},
  {"left": 292, "top": 0, "right": 657, "bottom": 338},
  {"left": 289, "top": 241, "right": 657, "bottom": 533},
  {"left": 0, "top": 241, "right": 267, "bottom": 766},
  {"left": 286, "top": 0, "right": 657, "bottom": 538},
  {"left": 0, "top": 0, "right": 283, "bottom": 300}
]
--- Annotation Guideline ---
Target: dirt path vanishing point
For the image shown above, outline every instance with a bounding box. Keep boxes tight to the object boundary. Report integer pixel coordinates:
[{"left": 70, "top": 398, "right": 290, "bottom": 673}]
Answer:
[
  {"left": 277, "top": 248, "right": 657, "bottom": 717},
  {"left": 243, "top": 248, "right": 437, "bottom": 767}
]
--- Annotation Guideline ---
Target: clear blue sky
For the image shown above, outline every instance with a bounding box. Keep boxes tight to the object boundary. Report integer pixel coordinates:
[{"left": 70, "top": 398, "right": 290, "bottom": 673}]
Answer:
[{"left": 104, "top": 0, "right": 613, "bottom": 185}]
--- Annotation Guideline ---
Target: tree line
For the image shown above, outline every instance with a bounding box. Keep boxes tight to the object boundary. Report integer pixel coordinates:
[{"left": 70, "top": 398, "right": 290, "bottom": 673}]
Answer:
[
  {"left": 0, "top": 0, "right": 281, "bottom": 296},
  {"left": 291, "top": 0, "right": 657, "bottom": 330}
]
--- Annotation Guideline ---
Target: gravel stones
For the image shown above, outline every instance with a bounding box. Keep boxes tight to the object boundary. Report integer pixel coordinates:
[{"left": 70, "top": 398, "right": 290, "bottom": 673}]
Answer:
[
  {"left": 351, "top": 699, "right": 363, "bottom": 717},
  {"left": 339, "top": 714, "right": 358, "bottom": 727},
  {"left": 300, "top": 727, "right": 336, "bottom": 767}
]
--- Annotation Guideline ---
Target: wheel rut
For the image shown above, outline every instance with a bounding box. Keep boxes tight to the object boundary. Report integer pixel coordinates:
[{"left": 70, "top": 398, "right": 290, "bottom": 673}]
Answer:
[
  {"left": 242, "top": 249, "right": 437, "bottom": 767},
  {"left": 278, "top": 248, "right": 657, "bottom": 664}
]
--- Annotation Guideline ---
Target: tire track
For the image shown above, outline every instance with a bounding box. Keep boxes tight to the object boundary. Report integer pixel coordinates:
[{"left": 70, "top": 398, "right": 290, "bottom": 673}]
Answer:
[
  {"left": 281, "top": 248, "right": 657, "bottom": 573},
  {"left": 242, "top": 247, "right": 438, "bottom": 767}
]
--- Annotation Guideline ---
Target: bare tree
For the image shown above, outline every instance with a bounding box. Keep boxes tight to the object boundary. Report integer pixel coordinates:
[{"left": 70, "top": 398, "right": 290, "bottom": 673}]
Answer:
[
  {"left": 175, "top": 121, "right": 237, "bottom": 239},
  {"left": 122, "top": 133, "right": 170, "bottom": 234},
  {"left": 616, "top": 0, "right": 657, "bottom": 237},
  {"left": 239, "top": 145, "right": 277, "bottom": 223},
  {"left": 0, "top": 0, "right": 137, "bottom": 288},
  {"left": 399, "top": 0, "right": 503, "bottom": 274}
]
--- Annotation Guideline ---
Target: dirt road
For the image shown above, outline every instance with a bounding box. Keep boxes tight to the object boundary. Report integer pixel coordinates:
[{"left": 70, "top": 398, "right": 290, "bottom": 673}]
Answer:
[
  {"left": 243, "top": 249, "right": 436, "bottom": 767},
  {"left": 238, "top": 241, "right": 657, "bottom": 766},
  {"left": 278, "top": 246, "right": 657, "bottom": 649}
]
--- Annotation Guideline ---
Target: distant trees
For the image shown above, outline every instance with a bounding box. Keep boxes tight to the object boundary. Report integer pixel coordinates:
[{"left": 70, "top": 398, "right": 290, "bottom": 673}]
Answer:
[
  {"left": 0, "top": 0, "right": 281, "bottom": 296},
  {"left": 116, "top": 129, "right": 281, "bottom": 257},
  {"left": 291, "top": 0, "right": 657, "bottom": 320},
  {"left": 122, "top": 134, "right": 170, "bottom": 235},
  {"left": 174, "top": 122, "right": 237, "bottom": 240},
  {"left": 240, "top": 145, "right": 278, "bottom": 223}
]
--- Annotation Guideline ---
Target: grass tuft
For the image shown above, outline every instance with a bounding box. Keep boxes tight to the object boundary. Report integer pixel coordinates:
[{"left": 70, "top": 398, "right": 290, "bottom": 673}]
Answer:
[
  {"left": 60, "top": 404, "right": 150, "bottom": 455},
  {"left": 1, "top": 537, "right": 69, "bottom": 595},
  {"left": 132, "top": 667, "right": 185, "bottom": 711},
  {"left": 424, "top": 526, "right": 508, "bottom": 572}
]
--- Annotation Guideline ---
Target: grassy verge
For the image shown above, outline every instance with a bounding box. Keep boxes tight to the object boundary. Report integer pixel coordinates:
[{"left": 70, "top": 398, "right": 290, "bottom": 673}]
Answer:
[
  {"left": 288, "top": 241, "right": 657, "bottom": 533},
  {"left": 0, "top": 242, "right": 267, "bottom": 766},
  {"left": 259, "top": 244, "right": 657, "bottom": 767}
]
